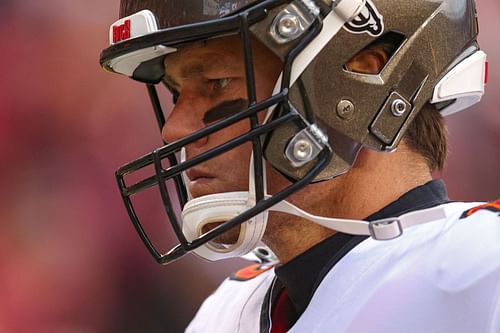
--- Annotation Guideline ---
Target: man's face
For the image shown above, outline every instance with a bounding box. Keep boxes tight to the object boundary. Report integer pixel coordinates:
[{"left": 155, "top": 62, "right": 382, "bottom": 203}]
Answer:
[
  {"left": 162, "top": 35, "right": 282, "bottom": 199},
  {"left": 160, "top": 34, "right": 372, "bottom": 250}
]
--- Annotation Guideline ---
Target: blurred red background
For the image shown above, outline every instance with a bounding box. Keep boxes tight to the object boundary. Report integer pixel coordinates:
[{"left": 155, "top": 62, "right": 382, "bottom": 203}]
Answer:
[{"left": 0, "top": 1, "right": 498, "bottom": 332}]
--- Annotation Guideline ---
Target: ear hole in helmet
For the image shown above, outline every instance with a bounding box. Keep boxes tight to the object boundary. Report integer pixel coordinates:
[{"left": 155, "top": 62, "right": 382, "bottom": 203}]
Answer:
[{"left": 344, "top": 31, "right": 406, "bottom": 75}]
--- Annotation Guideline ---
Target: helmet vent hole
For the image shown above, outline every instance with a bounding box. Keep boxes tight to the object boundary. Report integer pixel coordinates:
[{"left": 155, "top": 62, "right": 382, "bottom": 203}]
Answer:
[{"left": 344, "top": 31, "right": 406, "bottom": 75}]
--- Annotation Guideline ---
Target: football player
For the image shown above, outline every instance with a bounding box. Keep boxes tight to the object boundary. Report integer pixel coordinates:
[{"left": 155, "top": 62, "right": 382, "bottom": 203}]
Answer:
[{"left": 100, "top": 0, "right": 499, "bottom": 332}]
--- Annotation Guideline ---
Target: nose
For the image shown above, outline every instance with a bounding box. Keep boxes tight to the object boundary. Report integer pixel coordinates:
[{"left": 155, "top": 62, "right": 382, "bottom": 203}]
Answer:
[{"left": 161, "top": 90, "right": 209, "bottom": 147}]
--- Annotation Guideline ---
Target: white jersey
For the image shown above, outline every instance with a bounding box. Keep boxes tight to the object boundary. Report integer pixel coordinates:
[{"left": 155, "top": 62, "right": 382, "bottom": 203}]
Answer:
[{"left": 186, "top": 201, "right": 500, "bottom": 333}]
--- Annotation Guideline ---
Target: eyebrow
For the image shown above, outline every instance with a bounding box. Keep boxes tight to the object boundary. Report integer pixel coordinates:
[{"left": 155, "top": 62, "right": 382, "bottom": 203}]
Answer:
[
  {"left": 181, "top": 63, "right": 205, "bottom": 79},
  {"left": 164, "top": 52, "right": 237, "bottom": 87},
  {"left": 163, "top": 63, "right": 206, "bottom": 89},
  {"left": 163, "top": 64, "right": 204, "bottom": 87}
]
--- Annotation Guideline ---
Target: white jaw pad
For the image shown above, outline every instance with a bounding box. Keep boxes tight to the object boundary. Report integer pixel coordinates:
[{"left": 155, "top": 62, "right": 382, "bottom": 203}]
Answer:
[
  {"left": 431, "top": 50, "right": 487, "bottom": 116},
  {"left": 106, "top": 10, "right": 176, "bottom": 76},
  {"left": 181, "top": 192, "right": 268, "bottom": 261}
]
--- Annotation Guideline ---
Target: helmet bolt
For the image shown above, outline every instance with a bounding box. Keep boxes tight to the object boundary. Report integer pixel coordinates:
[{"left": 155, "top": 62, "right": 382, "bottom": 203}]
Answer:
[
  {"left": 277, "top": 14, "right": 300, "bottom": 39},
  {"left": 336, "top": 99, "right": 355, "bottom": 120},
  {"left": 292, "top": 138, "right": 313, "bottom": 162},
  {"left": 391, "top": 99, "right": 407, "bottom": 117}
]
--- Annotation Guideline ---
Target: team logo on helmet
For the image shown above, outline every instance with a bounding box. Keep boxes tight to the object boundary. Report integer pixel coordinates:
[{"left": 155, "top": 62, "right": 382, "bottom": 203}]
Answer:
[{"left": 343, "top": 0, "right": 384, "bottom": 37}]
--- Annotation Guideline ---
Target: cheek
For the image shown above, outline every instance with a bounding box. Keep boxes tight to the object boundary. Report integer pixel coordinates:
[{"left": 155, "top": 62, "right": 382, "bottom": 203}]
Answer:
[
  {"left": 265, "top": 165, "right": 329, "bottom": 214},
  {"left": 266, "top": 165, "right": 290, "bottom": 195},
  {"left": 207, "top": 143, "right": 252, "bottom": 192},
  {"left": 207, "top": 119, "right": 250, "bottom": 150},
  {"left": 254, "top": 58, "right": 282, "bottom": 102},
  {"left": 208, "top": 130, "right": 253, "bottom": 180},
  {"left": 255, "top": 79, "right": 277, "bottom": 105}
]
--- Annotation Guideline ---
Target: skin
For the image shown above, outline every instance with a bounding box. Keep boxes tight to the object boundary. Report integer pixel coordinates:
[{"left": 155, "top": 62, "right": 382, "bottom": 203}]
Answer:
[{"left": 162, "top": 35, "right": 432, "bottom": 264}]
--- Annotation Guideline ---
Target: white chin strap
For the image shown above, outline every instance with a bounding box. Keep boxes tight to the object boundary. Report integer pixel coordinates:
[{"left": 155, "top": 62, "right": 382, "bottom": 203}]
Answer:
[
  {"left": 181, "top": 191, "right": 269, "bottom": 261},
  {"left": 181, "top": 154, "right": 448, "bottom": 262},
  {"left": 181, "top": 154, "right": 269, "bottom": 261},
  {"left": 180, "top": 148, "right": 193, "bottom": 200},
  {"left": 270, "top": 200, "right": 447, "bottom": 241}
]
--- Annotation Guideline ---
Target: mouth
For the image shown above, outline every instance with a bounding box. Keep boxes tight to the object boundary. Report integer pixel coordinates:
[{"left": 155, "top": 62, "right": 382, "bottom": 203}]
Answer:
[{"left": 186, "top": 169, "right": 215, "bottom": 182}]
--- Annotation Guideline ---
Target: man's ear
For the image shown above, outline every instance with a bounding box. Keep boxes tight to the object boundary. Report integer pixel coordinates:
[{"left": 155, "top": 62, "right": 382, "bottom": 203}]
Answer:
[{"left": 345, "top": 45, "right": 390, "bottom": 75}]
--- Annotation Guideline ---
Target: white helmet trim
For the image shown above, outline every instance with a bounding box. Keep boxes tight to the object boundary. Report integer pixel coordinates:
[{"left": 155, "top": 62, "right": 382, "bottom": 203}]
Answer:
[
  {"left": 431, "top": 50, "right": 487, "bottom": 116},
  {"left": 106, "top": 10, "right": 177, "bottom": 77}
]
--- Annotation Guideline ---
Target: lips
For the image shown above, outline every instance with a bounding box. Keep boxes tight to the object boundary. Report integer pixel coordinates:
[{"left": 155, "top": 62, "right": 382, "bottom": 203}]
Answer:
[
  {"left": 185, "top": 169, "right": 215, "bottom": 182},
  {"left": 185, "top": 169, "right": 217, "bottom": 198}
]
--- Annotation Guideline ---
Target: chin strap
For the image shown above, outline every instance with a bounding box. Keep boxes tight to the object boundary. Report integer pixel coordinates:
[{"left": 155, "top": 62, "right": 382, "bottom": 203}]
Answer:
[
  {"left": 181, "top": 191, "right": 268, "bottom": 261},
  {"left": 181, "top": 178, "right": 448, "bottom": 263},
  {"left": 182, "top": 191, "right": 448, "bottom": 262},
  {"left": 181, "top": 132, "right": 450, "bottom": 261},
  {"left": 270, "top": 200, "right": 447, "bottom": 241},
  {"left": 181, "top": 154, "right": 269, "bottom": 261},
  {"left": 180, "top": 148, "right": 193, "bottom": 200}
]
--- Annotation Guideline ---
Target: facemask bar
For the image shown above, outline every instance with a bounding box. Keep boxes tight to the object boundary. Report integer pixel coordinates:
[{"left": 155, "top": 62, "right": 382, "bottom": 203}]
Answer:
[
  {"left": 115, "top": 2, "right": 332, "bottom": 264},
  {"left": 241, "top": 12, "right": 265, "bottom": 202},
  {"left": 146, "top": 83, "right": 189, "bottom": 206}
]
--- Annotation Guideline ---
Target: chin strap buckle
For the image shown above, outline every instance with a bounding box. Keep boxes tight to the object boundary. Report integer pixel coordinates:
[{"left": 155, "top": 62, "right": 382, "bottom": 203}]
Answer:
[{"left": 368, "top": 218, "right": 403, "bottom": 240}]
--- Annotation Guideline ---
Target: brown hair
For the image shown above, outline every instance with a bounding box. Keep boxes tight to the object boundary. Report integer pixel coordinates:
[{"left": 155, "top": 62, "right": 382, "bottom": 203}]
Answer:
[{"left": 403, "top": 103, "right": 447, "bottom": 171}]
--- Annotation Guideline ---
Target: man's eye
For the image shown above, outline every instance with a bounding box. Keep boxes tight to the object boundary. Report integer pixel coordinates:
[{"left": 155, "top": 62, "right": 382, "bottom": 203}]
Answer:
[{"left": 211, "top": 78, "right": 232, "bottom": 90}]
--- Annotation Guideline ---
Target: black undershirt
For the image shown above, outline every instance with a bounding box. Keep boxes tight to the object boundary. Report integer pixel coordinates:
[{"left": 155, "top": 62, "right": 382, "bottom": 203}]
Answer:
[{"left": 273, "top": 179, "right": 450, "bottom": 328}]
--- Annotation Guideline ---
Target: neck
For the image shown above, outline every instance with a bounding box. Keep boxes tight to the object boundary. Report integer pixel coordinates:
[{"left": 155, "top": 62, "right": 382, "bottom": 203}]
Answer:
[{"left": 264, "top": 145, "right": 432, "bottom": 264}]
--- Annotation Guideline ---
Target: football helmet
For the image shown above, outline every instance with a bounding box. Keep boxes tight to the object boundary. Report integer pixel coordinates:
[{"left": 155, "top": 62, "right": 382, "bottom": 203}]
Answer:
[{"left": 100, "top": 0, "right": 487, "bottom": 264}]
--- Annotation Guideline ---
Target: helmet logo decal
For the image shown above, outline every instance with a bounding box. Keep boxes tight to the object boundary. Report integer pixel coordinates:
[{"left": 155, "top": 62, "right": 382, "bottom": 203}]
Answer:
[
  {"left": 203, "top": 0, "right": 241, "bottom": 17},
  {"left": 343, "top": 0, "right": 384, "bottom": 37},
  {"left": 112, "top": 19, "right": 131, "bottom": 43}
]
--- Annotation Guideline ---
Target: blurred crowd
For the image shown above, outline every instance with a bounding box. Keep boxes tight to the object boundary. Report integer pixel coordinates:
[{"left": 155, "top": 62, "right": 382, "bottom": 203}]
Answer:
[{"left": 0, "top": 1, "right": 498, "bottom": 332}]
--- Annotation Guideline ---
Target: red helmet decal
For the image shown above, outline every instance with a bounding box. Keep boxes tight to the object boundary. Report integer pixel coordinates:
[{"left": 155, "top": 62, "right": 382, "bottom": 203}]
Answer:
[{"left": 112, "top": 19, "right": 131, "bottom": 44}]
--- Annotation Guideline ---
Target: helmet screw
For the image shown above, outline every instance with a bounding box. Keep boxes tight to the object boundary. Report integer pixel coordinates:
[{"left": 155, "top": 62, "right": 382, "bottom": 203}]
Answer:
[
  {"left": 277, "top": 14, "right": 301, "bottom": 39},
  {"left": 292, "top": 138, "right": 313, "bottom": 162},
  {"left": 391, "top": 99, "right": 407, "bottom": 117},
  {"left": 336, "top": 99, "right": 355, "bottom": 120}
]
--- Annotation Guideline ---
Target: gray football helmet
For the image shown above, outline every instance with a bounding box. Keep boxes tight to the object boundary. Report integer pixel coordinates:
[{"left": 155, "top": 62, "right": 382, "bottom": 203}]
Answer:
[{"left": 100, "top": 0, "right": 487, "bottom": 264}]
